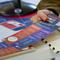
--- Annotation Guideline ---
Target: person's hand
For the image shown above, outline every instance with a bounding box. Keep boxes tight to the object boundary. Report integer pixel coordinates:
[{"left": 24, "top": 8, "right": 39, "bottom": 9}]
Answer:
[
  {"left": 59, "top": 14, "right": 60, "bottom": 19},
  {"left": 31, "top": 9, "right": 54, "bottom": 22}
]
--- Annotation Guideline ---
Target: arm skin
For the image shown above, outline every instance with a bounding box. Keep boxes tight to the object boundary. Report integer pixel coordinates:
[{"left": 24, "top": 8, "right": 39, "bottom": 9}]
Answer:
[{"left": 31, "top": 10, "right": 60, "bottom": 22}]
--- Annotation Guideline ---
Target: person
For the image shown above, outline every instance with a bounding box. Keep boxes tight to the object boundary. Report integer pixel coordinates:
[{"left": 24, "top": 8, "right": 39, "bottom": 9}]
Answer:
[
  {"left": 31, "top": 0, "right": 60, "bottom": 22},
  {"left": 31, "top": 9, "right": 60, "bottom": 22}
]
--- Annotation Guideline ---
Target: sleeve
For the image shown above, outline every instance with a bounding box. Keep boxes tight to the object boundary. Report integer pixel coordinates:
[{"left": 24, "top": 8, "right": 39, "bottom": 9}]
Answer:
[{"left": 37, "top": 0, "right": 60, "bottom": 14}]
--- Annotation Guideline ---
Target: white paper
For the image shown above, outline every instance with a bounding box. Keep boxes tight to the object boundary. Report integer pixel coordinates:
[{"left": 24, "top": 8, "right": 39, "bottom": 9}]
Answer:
[
  {"left": 50, "top": 38, "right": 60, "bottom": 53},
  {"left": 0, "top": 25, "right": 18, "bottom": 40},
  {"left": 56, "top": 22, "right": 60, "bottom": 26}
]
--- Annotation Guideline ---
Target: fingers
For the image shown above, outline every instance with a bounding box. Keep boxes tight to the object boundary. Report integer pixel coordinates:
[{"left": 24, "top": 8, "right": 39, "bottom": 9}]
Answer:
[
  {"left": 31, "top": 10, "right": 53, "bottom": 22},
  {"left": 31, "top": 14, "right": 41, "bottom": 23},
  {"left": 37, "top": 10, "right": 48, "bottom": 21},
  {"left": 40, "top": 10, "right": 53, "bottom": 15},
  {"left": 58, "top": 14, "right": 60, "bottom": 19},
  {"left": 37, "top": 10, "right": 53, "bottom": 21}
]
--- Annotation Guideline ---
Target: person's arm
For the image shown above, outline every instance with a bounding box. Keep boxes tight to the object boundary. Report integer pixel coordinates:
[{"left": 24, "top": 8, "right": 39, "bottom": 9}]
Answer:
[
  {"left": 31, "top": 9, "right": 60, "bottom": 23},
  {"left": 31, "top": 0, "right": 60, "bottom": 22},
  {"left": 37, "top": 0, "right": 60, "bottom": 13},
  {"left": 31, "top": 10, "right": 50, "bottom": 22}
]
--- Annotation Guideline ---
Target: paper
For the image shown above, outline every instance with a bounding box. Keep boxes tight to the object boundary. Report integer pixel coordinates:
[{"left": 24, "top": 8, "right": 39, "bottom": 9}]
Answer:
[
  {"left": 56, "top": 22, "right": 60, "bottom": 26},
  {"left": 0, "top": 25, "right": 18, "bottom": 40}
]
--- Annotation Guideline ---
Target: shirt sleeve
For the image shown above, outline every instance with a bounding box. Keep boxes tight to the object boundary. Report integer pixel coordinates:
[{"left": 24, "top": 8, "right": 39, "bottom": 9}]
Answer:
[{"left": 37, "top": 0, "right": 60, "bottom": 13}]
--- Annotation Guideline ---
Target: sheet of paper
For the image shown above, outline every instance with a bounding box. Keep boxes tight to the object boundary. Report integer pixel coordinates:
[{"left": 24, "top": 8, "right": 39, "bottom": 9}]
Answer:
[
  {"left": 0, "top": 25, "right": 18, "bottom": 40},
  {"left": 48, "top": 35, "right": 60, "bottom": 53}
]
